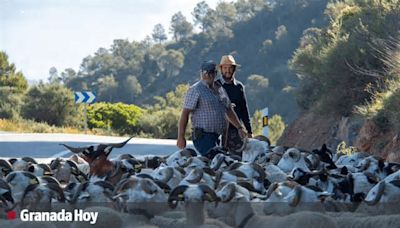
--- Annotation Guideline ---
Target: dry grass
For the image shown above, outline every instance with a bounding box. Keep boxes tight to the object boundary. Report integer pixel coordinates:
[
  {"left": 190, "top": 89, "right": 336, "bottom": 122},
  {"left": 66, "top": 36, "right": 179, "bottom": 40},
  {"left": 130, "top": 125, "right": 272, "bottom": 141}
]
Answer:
[{"left": 0, "top": 118, "right": 120, "bottom": 136}]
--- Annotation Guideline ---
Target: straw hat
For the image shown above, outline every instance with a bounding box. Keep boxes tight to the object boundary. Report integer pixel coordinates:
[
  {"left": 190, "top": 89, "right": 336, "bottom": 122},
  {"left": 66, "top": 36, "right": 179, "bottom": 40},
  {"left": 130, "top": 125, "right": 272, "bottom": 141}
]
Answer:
[{"left": 219, "top": 55, "right": 241, "bottom": 67}]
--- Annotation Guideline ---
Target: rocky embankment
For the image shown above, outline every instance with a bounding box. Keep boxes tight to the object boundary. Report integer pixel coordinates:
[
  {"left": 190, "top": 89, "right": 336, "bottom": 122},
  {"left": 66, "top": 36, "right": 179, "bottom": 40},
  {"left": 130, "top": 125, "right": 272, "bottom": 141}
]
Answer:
[{"left": 278, "top": 112, "right": 400, "bottom": 162}]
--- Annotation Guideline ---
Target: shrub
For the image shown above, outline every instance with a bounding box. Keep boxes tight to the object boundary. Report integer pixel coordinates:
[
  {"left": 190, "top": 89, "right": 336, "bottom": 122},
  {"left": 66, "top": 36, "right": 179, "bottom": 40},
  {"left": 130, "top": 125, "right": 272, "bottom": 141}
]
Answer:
[
  {"left": 21, "top": 83, "right": 78, "bottom": 126},
  {"left": 86, "top": 102, "right": 143, "bottom": 134}
]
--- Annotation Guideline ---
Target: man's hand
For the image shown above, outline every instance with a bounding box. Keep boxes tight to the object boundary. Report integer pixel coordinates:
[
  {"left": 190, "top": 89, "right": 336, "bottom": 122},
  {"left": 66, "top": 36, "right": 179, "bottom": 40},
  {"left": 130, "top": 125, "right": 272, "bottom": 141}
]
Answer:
[
  {"left": 238, "top": 127, "right": 247, "bottom": 139},
  {"left": 177, "top": 136, "right": 186, "bottom": 149}
]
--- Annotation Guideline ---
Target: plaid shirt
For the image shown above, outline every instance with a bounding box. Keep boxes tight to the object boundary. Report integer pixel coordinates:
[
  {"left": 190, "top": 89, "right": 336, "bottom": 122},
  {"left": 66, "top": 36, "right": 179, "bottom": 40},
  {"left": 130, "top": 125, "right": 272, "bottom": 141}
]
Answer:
[{"left": 183, "top": 80, "right": 231, "bottom": 135}]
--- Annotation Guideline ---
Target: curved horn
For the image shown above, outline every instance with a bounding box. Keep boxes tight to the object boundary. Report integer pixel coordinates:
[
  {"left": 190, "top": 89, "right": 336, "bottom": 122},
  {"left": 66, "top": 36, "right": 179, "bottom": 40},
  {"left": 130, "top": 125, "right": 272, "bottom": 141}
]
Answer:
[
  {"left": 154, "top": 180, "right": 171, "bottom": 194},
  {"left": 175, "top": 167, "right": 186, "bottom": 176},
  {"left": 22, "top": 157, "right": 37, "bottom": 164},
  {"left": 228, "top": 162, "right": 242, "bottom": 171},
  {"left": 140, "top": 179, "right": 157, "bottom": 195},
  {"left": 237, "top": 181, "right": 258, "bottom": 193},
  {"left": 289, "top": 185, "right": 302, "bottom": 207},
  {"left": 365, "top": 181, "right": 386, "bottom": 206},
  {"left": 40, "top": 176, "right": 61, "bottom": 186},
  {"left": 136, "top": 173, "right": 154, "bottom": 180},
  {"left": 186, "top": 168, "right": 204, "bottom": 184},
  {"left": 60, "top": 143, "right": 93, "bottom": 154},
  {"left": 94, "top": 180, "right": 115, "bottom": 192},
  {"left": 20, "top": 171, "right": 40, "bottom": 185},
  {"left": 168, "top": 185, "right": 189, "bottom": 209},
  {"left": 102, "top": 136, "right": 133, "bottom": 149},
  {"left": 181, "top": 148, "right": 197, "bottom": 157},
  {"left": 21, "top": 183, "right": 39, "bottom": 205},
  {"left": 212, "top": 155, "right": 225, "bottom": 171},
  {"left": 266, "top": 182, "right": 279, "bottom": 199},
  {"left": 47, "top": 182, "right": 66, "bottom": 202},
  {"left": 0, "top": 159, "right": 13, "bottom": 172},
  {"left": 203, "top": 167, "right": 216, "bottom": 176},
  {"left": 220, "top": 183, "right": 236, "bottom": 202},
  {"left": 66, "top": 160, "right": 79, "bottom": 171},
  {"left": 251, "top": 163, "right": 266, "bottom": 182},
  {"left": 214, "top": 171, "right": 223, "bottom": 189},
  {"left": 229, "top": 170, "right": 247, "bottom": 178},
  {"left": 38, "top": 164, "right": 53, "bottom": 175},
  {"left": 253, "top": 135, "right": 270, "bottom": 144},
  {"left": 5, "top": 172, "right": 16, "bottom": 183},
  {"left": 113, "top": 177, "right": 135, "bottom": 195},
  {"left": 199, "top": 184, "right": 218, "bottom": 202}
]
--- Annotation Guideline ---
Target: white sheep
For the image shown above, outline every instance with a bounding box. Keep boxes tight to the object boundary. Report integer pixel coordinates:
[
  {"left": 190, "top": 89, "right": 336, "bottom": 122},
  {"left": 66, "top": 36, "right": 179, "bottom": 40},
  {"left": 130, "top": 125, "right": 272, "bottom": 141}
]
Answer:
[
  {"left": 277, "top": 148, "right": 310, "bottom": 173},
  {"left": 207, "top": 194, "right": 338, "bottom": 228},
  {"left": 241, "top": 138, "right": 269, "bottom": 163}
]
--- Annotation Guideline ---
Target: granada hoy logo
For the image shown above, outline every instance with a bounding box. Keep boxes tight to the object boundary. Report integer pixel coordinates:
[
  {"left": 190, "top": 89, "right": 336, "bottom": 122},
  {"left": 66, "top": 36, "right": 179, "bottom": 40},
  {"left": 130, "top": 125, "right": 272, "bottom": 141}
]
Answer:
[{"left": 7, "top": 209, "right": 98, "bottom": 224}]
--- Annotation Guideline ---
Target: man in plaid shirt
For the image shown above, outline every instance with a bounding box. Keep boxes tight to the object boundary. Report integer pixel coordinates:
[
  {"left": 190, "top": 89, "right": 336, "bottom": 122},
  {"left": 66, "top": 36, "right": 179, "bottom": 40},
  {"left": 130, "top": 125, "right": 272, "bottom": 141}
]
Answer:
[{"left": 177, "top": 60, "right": 247, "bottom": 158}]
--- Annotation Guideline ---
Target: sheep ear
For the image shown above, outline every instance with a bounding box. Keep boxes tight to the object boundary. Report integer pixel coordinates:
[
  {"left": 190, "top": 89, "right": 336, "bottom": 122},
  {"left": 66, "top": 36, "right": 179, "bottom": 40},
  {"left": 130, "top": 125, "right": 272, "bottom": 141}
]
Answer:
[{"left": 289, "top": 185, "right": 302, "bottom": 207}]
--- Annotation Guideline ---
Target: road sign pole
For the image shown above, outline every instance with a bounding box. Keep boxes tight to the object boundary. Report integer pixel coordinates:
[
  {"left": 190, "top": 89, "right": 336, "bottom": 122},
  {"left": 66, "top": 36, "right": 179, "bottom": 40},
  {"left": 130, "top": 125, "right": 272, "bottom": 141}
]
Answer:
[
  {"left": 74, "top": 91, "right": 96, "bottom": 134},
  {"left": 84, "top": 103, "right": 87, "bottom": 134},
  {"left": 262, "top": 107, "right": 269, "bottom": 137}
]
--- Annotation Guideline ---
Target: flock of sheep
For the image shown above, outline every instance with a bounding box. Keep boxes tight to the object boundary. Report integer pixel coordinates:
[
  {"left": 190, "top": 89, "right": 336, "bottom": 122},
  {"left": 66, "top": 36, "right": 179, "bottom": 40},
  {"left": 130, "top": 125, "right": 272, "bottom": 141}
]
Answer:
[{"left": 1, "top": 136, "right": 400, "bottom": 228}]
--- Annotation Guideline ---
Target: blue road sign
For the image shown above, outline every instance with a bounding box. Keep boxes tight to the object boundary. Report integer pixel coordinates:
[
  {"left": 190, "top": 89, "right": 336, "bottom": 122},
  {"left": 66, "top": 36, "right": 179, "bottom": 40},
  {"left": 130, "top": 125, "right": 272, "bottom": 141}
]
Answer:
[{"left": 74, "top": 91, "right": 96, "bottom": 104}]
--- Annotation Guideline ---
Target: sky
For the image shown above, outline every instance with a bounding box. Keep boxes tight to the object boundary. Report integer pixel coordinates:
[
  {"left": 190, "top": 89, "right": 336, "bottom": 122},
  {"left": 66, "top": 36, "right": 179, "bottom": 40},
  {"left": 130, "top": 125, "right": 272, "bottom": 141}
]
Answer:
[{"left": 0, "top": 0, "right": 219, "bottom": 81}]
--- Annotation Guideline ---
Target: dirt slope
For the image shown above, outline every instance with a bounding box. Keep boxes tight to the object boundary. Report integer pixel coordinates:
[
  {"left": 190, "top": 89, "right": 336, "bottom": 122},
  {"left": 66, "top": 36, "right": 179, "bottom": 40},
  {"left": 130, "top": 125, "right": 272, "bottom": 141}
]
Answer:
[{"left": 278, "top": 112, "right": 400, "bottom": 162}]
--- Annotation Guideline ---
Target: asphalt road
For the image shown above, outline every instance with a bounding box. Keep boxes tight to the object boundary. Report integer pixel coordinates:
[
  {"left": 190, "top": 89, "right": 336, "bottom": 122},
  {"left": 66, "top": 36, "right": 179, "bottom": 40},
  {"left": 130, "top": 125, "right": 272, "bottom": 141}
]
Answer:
[{"left": 0, "top": 133, "right": 194, "bottom": 159}]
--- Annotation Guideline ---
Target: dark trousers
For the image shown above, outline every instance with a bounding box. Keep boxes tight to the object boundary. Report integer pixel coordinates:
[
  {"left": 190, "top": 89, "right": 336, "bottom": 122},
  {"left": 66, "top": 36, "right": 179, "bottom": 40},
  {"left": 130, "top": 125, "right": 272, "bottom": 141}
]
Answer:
[{"left": 192, "top": 131, "right": 219, "bottom": 158}]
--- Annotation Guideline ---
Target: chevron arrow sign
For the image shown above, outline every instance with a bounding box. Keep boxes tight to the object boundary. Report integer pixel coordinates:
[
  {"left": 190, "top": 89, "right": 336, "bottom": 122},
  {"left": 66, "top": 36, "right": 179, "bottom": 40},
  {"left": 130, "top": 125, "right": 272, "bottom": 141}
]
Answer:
[{"left": 74, "top": 91, "right": 96, "bottom": 104}]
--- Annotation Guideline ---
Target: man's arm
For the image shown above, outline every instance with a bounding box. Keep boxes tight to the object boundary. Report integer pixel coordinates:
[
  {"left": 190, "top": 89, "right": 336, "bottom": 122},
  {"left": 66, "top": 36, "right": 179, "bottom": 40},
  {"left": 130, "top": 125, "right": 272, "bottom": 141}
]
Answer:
[
  {"left": 240, "top": 86, "right": 253, "bottom": 137},
  {"left": 226, "top": 107, "right": 247, "bottom": 138},
  {"left": 177, "top": 108, "right": 191, "bottom": 149}
]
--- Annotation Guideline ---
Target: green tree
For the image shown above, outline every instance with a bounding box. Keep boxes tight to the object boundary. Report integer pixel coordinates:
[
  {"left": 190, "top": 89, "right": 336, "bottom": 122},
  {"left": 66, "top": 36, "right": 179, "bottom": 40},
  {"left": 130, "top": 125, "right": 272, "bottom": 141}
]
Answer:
[
  {"left": 290, "top": 0, "right": 400, "bottom": 115},
  {"left": 0, "top": 51, "right": 28, "bottom": 93},
  {"left": 22, "top": 83, "right": 78, "bottom": 126},
  {"left": 124, "top": 75, "right": 142, "bottom": 102},
  {"left": 159, "top": 49, "right": 185, "bottom": 78},
  {"left": 96, "top": 75, "right": 118, "bottom": 102},
  {"left": 0, "top": 87, "right": 23, "bottom": 119},
  {"left": 170, "top": 12, "right": 193, "bottom": 41},
  {"left": 152, "top": 24, "right": 168, "bottom": 44},
  {"left": 48, "top": 67, "right": 61, "bottom": 84},
  {"left": 192, "top": 1, "right": 211, "bottom": 31},
  {"left": 137, "top": 84, "right": 190, "bottom": 139},
  {"left": 251, "top": 110, "right": 263, "bottom": 135},
  {"left": 269, "top": 114, "right": 285, "bottom": 145}
]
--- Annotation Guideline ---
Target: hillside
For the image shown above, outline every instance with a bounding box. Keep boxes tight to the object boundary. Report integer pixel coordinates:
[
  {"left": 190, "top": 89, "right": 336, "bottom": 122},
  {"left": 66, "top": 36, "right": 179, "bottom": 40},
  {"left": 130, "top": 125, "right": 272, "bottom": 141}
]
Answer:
[
  {"left": 279, "top": 0, "right": 400, "bottom": 162},
  {"left": 62, "top": 0, "right": 329, "bottom": 124}
]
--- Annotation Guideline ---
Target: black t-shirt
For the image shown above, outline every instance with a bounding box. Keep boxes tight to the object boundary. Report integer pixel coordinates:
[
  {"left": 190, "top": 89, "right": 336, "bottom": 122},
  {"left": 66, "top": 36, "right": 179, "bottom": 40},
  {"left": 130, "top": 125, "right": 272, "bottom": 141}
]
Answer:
[{"left": 220, "top": 79, "right": 252, "bottom": 134}]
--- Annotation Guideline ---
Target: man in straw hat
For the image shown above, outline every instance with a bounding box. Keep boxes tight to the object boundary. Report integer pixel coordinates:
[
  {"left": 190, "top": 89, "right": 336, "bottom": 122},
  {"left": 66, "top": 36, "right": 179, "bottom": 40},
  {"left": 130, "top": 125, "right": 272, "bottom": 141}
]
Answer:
[
  {"left": 217, "top": 55, "right": 253, "bottom": 152},
  {"left": 177, "top": 60, "right": 247, "bottom": 159}
]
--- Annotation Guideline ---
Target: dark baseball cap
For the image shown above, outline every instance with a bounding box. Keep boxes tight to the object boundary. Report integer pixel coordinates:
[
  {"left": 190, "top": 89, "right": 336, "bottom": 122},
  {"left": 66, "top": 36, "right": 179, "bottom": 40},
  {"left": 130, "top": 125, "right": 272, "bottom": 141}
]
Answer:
[{"left": 201, "top": 60, "right": 217, "bottom": 73}]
